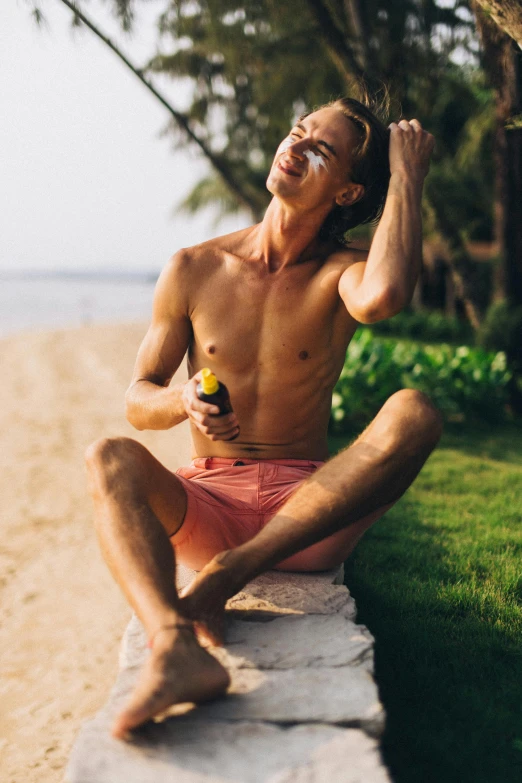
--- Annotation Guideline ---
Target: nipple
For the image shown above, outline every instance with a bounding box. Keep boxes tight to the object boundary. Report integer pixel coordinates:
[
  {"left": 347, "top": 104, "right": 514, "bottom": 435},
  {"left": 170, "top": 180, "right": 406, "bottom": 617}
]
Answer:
[{"left": 299, "top": 350, "right": 309, "bottom": 360}]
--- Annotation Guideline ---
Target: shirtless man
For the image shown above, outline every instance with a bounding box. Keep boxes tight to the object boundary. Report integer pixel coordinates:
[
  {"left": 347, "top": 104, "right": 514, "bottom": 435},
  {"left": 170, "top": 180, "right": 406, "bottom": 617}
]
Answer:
[{"left": 85, "top": 97, "right": 441, "bottom": 739}]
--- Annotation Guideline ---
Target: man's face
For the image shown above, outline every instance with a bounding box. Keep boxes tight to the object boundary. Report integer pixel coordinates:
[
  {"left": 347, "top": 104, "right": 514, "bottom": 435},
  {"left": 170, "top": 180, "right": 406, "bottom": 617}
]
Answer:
[{"left": 266, "top": 107, "right": 362, "bottom": 210}]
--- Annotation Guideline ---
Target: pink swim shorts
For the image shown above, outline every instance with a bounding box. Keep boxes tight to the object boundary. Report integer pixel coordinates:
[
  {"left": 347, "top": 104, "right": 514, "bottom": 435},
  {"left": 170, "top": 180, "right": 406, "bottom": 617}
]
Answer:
[{"left": 171, "top": 456, "right": 347, "bottom": 573}]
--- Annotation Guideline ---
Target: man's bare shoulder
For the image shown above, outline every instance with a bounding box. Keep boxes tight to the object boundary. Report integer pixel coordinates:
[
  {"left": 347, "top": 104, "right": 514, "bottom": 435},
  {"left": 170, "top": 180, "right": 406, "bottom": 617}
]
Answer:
[
  {"left": 200, "top": 224, "right": 258, "bottom": 255},
  {"left": 171, "top": 226, "right": 256, "bottom": 265},
  {"left": 163, "top": 225, "right": 257, "bottom": 280}
]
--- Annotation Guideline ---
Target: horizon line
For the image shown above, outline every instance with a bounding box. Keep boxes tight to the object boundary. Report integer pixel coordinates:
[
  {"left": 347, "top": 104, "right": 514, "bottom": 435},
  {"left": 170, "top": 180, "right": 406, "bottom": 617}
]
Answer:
[{"left": 0, "top": 268, "right": 161, "bottom": 281}]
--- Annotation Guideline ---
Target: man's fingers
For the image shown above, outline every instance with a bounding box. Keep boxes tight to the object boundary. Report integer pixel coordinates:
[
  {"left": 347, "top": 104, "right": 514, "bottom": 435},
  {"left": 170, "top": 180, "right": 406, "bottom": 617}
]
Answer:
[
  {"left": 189, "top": 410, "right": 209, "bottom": 425},
  {"left": 202, "top": 419, "right": 239, "bottom": 435},
  {"left": 392, "top": 118, "right": 423, "bottom": 132},
  {"left": 198, "top": 412, "right": 237, "bottom": 428},
  {"left": 182, "top": 378, "right": 220, "bottom": 415},
  {"left": 183, "top": 373, "right": 240, "bottom": 440},
  {"left": 202, "top": 425, "right": 240, "bottom": 441},
  {"left": 189, "top": 398, "right": 221, "bottom": 415},
  {"left": 190, "top": 410, "right": 238, "bottom": 431},
  {"left": 209, "top": 427, "right": 240, "bottom": 442}
]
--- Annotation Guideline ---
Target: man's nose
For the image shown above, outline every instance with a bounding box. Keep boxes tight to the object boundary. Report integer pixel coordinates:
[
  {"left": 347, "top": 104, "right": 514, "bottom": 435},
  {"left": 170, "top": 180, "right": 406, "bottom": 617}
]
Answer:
[{"left": 286, "top": 141, "right": 306, "bottom": 160}]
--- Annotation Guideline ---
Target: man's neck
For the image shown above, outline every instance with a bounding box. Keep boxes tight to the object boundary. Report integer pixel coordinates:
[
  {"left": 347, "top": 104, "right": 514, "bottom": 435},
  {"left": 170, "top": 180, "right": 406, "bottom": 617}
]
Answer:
[{"left": 251, "top": 197, "right": 332, "bottom": 271}]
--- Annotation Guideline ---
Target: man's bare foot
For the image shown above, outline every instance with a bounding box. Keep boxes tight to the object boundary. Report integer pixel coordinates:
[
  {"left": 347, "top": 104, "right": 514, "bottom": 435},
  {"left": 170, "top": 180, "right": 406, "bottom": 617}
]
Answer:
[
  {"left": 179, "top": 551, "right": 243, "bottom": 647},
  {"left": 112, "top": 626, "right": 230, "bottom": 739}
]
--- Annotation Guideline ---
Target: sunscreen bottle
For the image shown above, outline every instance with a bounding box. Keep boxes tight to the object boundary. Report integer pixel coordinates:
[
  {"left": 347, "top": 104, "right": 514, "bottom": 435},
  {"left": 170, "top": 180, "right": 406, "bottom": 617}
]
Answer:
[{"left": 196, "top": 368, "right": 239, "bottom": 439}]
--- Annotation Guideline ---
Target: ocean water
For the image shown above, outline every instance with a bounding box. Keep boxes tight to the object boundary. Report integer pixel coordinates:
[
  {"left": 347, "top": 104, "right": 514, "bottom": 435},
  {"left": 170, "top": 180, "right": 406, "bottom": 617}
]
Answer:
[{"left": 0, "top": 274, "right": 158, "bottom": 336}]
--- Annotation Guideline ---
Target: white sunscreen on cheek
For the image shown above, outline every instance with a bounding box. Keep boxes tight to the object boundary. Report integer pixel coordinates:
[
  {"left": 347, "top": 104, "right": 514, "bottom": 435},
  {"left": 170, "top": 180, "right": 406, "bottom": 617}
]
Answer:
[
  {"left": 304, "top": 149, "right": 327, "bottom": 173},
  {"left": 278, "top": 137, "right": 294, "bottom": 154}
]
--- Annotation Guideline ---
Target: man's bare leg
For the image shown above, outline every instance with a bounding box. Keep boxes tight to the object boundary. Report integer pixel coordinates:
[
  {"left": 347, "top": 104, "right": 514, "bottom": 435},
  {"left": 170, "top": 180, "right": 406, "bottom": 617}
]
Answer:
[
  {"left": 181, "top": 390, "right": 443, "bottom": 642},
  {"left": 85, "top": 437, "right": 230, "bottom": 738}
]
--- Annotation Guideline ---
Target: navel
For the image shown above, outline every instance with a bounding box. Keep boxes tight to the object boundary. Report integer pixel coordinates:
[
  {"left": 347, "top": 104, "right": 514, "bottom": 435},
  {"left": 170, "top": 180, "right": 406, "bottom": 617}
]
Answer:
[{"left": 298, "top": 350, "right": 309, "bottom": 360}]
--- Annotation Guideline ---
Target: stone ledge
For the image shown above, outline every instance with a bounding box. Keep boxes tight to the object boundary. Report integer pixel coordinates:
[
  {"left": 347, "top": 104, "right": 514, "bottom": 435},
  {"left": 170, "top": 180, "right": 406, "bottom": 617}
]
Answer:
[
  {"left": 67, "top": 564, "right": 391, "bottom": 783},
  {"left": 68, "top": 719, "right": 390, "bottom": 783},
  {"left": 216, "top": 613, "right": 375, "bottom": 671}
]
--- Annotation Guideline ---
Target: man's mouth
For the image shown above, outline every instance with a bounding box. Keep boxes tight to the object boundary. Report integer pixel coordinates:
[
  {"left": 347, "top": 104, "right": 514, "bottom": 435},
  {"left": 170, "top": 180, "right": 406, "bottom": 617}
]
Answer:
[{"left": 277, "top": 160, "right": 302, "bottom": 177}]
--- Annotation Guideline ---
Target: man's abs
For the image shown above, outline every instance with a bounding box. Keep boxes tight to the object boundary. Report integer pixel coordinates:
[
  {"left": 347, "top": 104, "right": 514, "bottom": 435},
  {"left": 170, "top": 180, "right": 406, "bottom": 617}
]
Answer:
[{"left": 189, "top": 365, "right": 336, "bottom": 460}]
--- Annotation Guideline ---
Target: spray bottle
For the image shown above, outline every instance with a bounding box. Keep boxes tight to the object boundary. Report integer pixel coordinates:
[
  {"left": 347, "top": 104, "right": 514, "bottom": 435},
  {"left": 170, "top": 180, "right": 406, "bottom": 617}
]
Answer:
[{"left": 196, "top": 368, "right": 239, "bottom": 440}]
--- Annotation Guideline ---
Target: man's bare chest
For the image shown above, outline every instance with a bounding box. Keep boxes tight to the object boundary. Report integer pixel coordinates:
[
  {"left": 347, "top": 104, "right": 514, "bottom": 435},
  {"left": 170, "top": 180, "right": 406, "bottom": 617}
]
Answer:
[{"left": 188, "top": 265, "right": 353, "bottom": 373}]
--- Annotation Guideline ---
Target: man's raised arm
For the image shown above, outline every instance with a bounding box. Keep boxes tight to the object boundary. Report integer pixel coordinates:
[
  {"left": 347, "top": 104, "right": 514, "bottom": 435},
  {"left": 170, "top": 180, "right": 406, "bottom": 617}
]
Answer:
[{"left": 338, "top": 119, "right": 435, "bottom": 324}]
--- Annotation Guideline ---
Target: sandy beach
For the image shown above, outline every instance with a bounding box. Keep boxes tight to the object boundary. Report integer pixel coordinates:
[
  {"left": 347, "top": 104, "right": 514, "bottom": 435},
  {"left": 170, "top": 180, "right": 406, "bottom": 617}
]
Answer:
[{"left": 0, "top": 322, "right": 191, "bottom": 783}]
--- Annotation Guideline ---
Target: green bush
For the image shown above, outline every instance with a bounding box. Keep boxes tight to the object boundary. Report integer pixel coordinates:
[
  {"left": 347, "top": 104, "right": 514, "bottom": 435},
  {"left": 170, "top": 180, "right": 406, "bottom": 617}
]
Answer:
[
  {"left": 369, "top": 309, "right": 474, "bottom": 344},
  {"left": 330, "top": 329, "right": 511, "bottom": 433},
  {"left": 478, "top": 301, "right": 522, "bottom": 360}
]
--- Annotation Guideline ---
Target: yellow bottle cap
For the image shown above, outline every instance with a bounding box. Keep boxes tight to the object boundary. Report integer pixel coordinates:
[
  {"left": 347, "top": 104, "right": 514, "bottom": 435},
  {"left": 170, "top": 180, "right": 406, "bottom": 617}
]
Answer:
[{"left": 200, "top": 368, "right": 219, "bottom": 395}]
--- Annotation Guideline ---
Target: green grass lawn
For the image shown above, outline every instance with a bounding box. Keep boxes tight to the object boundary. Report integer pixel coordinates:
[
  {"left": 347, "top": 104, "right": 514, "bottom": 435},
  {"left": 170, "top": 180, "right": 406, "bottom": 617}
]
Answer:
[{"left": 329, "top": 424, "right": 522, "bottom": 783}]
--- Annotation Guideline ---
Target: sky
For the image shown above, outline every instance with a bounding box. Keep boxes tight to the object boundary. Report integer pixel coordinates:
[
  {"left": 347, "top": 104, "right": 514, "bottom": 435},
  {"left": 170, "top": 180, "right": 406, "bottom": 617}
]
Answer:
[{"left": 1, "top": 0, "right": 248, "bottom": 273}]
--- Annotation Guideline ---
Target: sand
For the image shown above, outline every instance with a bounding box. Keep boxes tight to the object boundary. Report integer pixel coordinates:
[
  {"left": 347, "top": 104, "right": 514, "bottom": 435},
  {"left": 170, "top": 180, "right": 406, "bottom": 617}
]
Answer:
[{"left": 0, "top": 322, "right": 192, "bottom": 783}]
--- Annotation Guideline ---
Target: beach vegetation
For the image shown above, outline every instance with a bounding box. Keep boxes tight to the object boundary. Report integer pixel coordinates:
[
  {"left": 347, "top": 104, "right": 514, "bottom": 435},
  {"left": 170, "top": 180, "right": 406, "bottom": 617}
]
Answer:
[{"left": 330, "top": 328, "right": 511, "bottom": 432}]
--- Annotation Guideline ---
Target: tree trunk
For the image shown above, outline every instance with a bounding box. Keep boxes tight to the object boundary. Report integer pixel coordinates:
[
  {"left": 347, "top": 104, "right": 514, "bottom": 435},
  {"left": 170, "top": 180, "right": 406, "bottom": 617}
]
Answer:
[
  {"left": 474, "top": 3, "right": 522, "bottom": 413},
  {"left": 305, "top": 0, "right": 363, "bottom": 86},
  {"left": 424, "top": 182, "right": 485, "bottom": 330},
  {"left": 474, "top": 5, "right": 522, "bottom": 307},
  {"left": 473, "top": 0, "right": 522, "bottom": 48},
  {"left": 343, "top": 0, "right": 371, "bottom": 71}
]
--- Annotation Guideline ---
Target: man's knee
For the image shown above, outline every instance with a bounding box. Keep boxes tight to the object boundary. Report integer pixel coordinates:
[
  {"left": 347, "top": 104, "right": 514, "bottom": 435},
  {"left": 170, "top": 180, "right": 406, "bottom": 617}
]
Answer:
[
  {"left": 379, "top": 389, "right": 443, "bottom": 454},
  {"left": 85, "top": 436, "right": 148, "bottom": 498}
]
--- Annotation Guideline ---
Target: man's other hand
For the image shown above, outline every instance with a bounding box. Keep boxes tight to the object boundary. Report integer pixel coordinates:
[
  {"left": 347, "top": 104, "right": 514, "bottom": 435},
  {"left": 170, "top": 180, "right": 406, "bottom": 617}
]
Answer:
[
  {"left": 182, "top": 372, "right": 240, "bottom": 441},
  {"left": 388, "top": 119, "right": 435, "bottom": 183}
]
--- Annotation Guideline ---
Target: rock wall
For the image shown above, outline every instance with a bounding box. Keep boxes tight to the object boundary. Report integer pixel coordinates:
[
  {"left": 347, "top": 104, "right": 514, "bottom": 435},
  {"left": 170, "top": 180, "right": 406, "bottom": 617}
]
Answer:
[{"left": 66, "top": 564, "right": 391, "bottom": 782}]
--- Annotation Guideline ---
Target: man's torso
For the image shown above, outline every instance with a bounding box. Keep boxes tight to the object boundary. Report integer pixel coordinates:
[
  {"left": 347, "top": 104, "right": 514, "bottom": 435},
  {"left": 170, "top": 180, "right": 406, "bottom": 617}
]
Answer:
[{"left": 181, "top": 226, "right": 362, "bottom": 460}]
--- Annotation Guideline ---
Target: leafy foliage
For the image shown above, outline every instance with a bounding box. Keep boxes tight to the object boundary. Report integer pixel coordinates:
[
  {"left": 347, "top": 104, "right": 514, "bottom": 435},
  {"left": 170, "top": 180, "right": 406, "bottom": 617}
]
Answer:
[
  {"left": 50, "top": 1, "right": 498, "bottom": 258},
  {"left": 330, "top": 328, "right": 511, "bottom": 432},
  {"left": 370, "top": 308, "right": 475, "bottom": 344},
  {"left": 478, "top": 300, "right": 522, "bottom": 359},
  {"left": 423, "top": 69, "right": 496, "bottom": 242},
  {"left": 478, "top": 301, "right": 522, "bottom": 400},
  {"left": 177, "top": 174, "right": 246, "bottom": 220},
  {"left": 137, "top": 0, "right": 492, "bottom": 229},
  {"left": 146, "top": 0, "right": 346, "bottom": 216}
]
